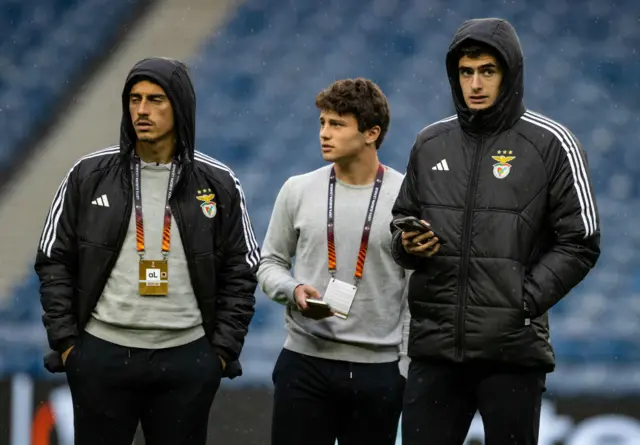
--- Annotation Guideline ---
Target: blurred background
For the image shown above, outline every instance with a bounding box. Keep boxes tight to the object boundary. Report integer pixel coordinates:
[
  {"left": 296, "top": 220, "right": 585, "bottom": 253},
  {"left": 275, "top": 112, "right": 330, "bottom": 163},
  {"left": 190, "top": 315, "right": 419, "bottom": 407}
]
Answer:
[{"left": 0, "top": 0, "right": 638, "bottom": 443}]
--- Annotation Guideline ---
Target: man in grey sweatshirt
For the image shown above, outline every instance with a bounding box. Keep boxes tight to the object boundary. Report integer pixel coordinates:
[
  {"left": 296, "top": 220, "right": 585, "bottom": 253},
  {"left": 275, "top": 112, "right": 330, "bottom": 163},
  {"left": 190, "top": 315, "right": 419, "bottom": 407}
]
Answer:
[{"left": 258, "top": 78, "right": 409, "bottom": 445}]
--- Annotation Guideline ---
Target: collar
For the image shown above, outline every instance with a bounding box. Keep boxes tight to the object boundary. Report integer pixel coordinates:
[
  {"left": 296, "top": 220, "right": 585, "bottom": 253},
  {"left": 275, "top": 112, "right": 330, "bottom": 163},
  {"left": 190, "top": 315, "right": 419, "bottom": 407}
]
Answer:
[{"left": 140, "top": 160, "right": 172, "bottom": 171}]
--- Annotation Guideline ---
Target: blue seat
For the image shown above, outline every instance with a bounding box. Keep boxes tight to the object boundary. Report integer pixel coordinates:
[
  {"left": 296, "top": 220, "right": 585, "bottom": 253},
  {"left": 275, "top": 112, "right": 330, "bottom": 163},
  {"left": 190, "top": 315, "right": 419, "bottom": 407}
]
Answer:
[{"left": 0, "top": 0, "right": 144, "bottom": 175}]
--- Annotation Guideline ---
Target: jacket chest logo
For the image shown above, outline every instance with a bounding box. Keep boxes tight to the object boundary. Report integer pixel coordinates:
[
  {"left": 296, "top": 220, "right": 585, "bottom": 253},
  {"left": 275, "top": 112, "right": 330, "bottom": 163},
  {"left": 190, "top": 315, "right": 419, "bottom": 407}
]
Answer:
[
  {"left": 196, "top": 189, "right": 217, "bottom": 218},
  {"left": 491, "top": 150, "right": 516, "bottom": 179}
]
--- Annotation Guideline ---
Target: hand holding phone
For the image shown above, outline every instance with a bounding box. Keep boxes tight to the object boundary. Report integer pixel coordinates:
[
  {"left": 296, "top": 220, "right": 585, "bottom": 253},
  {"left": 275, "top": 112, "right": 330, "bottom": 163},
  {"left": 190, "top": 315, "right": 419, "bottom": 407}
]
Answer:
[
  {"left": 393, "top": 216, "right": 443, "bottom": 258},
  {"left": 392, "top": 216, "right": 432, "bottom": 234},
  {"left": 294, "top": 284, "right": 334, "bottom": 320}
]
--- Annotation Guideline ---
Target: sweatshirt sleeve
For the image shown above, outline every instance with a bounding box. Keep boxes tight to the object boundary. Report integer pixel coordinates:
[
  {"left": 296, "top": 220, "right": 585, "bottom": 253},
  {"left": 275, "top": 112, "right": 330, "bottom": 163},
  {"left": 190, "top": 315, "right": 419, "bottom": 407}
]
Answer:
[{"left": 257, "top": 178, "right": 301, "bottom": 305}]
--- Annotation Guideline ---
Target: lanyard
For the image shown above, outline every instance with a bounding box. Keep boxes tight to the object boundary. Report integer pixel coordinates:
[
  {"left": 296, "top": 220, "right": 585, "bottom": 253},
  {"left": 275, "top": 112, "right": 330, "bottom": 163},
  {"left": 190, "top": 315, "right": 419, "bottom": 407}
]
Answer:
[
  {"left": 327, "top": 164, "right": 385, "bottom": 285},
  {"left": 132, "top": 156, "right": 178, "bottom": 260}
]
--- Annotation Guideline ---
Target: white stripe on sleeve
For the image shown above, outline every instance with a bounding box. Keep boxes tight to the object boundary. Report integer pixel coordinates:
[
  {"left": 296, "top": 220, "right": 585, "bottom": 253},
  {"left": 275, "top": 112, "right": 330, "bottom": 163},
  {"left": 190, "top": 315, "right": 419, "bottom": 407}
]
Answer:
[{"left": 521, "top": 112, "right": 597, "bottom": 237}]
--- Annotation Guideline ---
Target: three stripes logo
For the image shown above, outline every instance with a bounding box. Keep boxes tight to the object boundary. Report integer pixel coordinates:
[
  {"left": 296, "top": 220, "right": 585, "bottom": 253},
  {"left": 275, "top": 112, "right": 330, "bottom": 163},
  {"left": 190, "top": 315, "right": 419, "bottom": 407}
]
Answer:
[
  {"left": 91, "top": 194, "right": 110, "bottom": 207},
  {"left": 432, "top": 159, "right": 449, "bottom": 171}
]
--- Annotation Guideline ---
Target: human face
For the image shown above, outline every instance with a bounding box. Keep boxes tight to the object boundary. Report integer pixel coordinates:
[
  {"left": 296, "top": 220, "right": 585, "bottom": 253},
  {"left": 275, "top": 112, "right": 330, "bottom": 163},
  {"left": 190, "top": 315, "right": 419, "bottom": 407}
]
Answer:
[
  {"left": 129, "top": 80, "right": 175, "bottom": 143},
  {"left": 458, "top": 54, "right": 503, "bottom": 110},
  {"left": 319, "top": 110, "right": 378, "bottom": 163}
]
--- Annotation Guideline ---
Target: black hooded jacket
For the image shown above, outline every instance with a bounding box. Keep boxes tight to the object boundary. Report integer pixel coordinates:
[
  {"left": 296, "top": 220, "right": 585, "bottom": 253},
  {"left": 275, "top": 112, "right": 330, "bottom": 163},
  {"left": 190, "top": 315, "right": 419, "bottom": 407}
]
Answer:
[
  {"left": 391, "top": 19, "right": 600, "bottom": 370},
  {"left": 34, "top": 57, "right": 260, "bottom": 377}
]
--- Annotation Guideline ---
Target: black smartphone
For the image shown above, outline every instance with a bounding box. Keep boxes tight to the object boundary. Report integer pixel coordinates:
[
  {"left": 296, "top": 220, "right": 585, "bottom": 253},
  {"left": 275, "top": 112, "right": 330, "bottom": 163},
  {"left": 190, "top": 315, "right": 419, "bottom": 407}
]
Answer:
[
  {"left": 303, "top": 299, "right": 333, "bottom": 319},
  {"left": 392, "top": 216, "right": 446, "bottom": 245}
]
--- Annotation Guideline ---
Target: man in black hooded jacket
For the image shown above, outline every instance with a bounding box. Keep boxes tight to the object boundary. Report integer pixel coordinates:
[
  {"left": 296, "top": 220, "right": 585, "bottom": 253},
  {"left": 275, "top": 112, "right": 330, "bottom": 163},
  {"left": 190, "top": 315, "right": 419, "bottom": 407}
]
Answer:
[
  {"left": 391, "top": 18, "right": 600, "bottom": 444},
  {"left": 34, "top": 57, "right": 260, "bottom": 445}
]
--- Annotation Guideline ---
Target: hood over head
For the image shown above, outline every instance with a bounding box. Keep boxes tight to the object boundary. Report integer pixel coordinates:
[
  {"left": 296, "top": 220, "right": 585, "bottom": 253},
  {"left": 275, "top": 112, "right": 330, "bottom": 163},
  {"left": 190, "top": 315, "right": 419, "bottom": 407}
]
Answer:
[
  {"left": 120, "top": 57, "right": 196, "bottom": 162},
  {"left": 446, "top": 18, "right": 525, "bottom": 136}
]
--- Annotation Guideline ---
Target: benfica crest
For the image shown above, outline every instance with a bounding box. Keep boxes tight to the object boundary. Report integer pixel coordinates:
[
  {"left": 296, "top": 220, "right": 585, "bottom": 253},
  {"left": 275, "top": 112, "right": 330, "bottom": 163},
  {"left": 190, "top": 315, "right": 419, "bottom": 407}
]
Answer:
[
  {"left": 491, "top": 150, "right": 516, "bottom": 179},
  {"left": 196, "top": 188, "right": 217, "bottom": 218}
]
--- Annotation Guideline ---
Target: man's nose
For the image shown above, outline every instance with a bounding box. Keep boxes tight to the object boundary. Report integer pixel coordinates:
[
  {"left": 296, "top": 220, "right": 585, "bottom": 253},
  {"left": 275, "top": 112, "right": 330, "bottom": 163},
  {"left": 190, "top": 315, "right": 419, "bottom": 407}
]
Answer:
[
  {"left": 135, "top": 99, "right": 150, "bottom": 115},
  {"left": 471, "top": 73, "right": 483, "bottom": 91}
]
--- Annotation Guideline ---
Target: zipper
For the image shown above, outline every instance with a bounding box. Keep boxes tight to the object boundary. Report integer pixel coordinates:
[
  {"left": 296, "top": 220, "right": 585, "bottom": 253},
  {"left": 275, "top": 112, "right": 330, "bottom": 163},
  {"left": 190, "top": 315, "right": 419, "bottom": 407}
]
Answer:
[{"left": 454, "top": 135, "right": 484, "bottom": 361}]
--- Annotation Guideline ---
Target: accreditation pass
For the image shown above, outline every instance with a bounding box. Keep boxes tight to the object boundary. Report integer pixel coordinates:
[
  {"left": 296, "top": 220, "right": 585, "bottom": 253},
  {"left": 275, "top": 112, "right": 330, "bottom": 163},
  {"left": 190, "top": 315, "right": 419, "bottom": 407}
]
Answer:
[{"left": 323, "top": 278, "right": 358, "bottom": 319}]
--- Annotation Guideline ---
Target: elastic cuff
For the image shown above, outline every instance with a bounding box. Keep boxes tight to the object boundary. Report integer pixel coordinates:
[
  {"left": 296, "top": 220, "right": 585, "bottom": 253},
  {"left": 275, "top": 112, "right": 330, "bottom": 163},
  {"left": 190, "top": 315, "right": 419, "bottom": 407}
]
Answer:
[{"left": 285, "top": 281, "right": 302, "bottom": 305}]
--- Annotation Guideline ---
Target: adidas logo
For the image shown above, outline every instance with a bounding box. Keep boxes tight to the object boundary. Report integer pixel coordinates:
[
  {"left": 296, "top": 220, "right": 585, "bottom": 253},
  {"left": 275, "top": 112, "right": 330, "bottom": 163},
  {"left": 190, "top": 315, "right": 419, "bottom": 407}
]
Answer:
[
  {"left": 91, "top": 194, "right": 110, "bottom": 207},
  {"left": 432, "top": 159, "right": 449, "bottom": 171}
]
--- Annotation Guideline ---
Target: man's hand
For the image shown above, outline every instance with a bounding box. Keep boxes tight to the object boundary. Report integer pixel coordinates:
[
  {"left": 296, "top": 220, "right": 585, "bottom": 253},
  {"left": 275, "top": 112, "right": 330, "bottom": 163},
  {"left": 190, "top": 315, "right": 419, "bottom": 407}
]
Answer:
[
  {"left": 402, "top": 223, "right": 441, "bottom": 258},
  {"left": 294, "top": 284, "right": 334, "bottom": 320},
  {"left": 61, "top": 345, "right": 74, "bottom": 365}
]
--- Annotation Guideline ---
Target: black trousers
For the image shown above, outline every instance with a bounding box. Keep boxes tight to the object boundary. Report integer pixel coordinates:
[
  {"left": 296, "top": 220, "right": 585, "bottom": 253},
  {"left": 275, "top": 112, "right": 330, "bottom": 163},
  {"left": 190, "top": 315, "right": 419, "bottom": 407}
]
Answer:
[
  {"left": 65, "top": 333, "right": 223, "bottom": 445},
  {"left": 271, "top": 348, "right": 405, "bottom": 445},
  {"left": 402, "top": 359, "right": 546, "bottom": 445}
]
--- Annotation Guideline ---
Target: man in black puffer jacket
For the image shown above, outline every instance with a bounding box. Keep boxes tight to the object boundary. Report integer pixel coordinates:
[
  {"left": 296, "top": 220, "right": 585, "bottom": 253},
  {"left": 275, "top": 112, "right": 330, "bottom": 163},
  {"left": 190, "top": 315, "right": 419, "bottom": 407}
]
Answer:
[
  {"left": 34, "top": 57, "right": 259, "bottom": 445},
  {"left": 391, "top": 18, "right": 600, "bottom": 445}
]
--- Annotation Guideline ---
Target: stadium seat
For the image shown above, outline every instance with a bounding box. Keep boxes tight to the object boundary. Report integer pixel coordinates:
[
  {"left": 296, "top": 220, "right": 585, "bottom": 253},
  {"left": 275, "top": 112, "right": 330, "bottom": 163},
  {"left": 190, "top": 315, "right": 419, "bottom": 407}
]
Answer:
[{"left": 0, "top": 0, "right": 143, "bottom": 169}]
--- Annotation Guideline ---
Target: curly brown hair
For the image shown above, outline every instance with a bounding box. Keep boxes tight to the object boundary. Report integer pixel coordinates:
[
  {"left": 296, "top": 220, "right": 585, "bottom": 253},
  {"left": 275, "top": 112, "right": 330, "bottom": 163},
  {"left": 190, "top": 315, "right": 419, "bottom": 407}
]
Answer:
[{"left": 315, "top": 78, "right": 390, "bottom": 149}]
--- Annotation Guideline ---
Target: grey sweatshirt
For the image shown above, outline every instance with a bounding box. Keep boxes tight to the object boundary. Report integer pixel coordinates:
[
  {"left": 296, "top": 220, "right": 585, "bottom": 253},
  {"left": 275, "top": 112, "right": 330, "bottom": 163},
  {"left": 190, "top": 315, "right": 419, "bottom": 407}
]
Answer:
[
  {"left": 85, "top": 161, "right": 205, "bottom": 349},
  {"left": 258, "top": 164, "right": 410, "bottom": 364}
]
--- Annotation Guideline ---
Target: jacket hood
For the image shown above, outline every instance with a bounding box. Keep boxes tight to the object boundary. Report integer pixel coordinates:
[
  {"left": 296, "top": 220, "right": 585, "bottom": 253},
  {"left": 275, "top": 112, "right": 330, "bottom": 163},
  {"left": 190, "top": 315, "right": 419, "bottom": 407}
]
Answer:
[
  {"left": 446, "top": 18, "right": 525, "bottom": 135},
  {"left": 120, "top": 57, "right": 196, "bottom": 162}
]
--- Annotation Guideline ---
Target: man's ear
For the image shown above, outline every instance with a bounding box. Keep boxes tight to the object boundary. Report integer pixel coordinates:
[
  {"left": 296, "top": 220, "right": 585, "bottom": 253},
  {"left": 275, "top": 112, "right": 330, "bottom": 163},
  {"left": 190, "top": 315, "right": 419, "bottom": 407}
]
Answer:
[{"left": 365, "top": 126, "right": 381, "bottom": 146}]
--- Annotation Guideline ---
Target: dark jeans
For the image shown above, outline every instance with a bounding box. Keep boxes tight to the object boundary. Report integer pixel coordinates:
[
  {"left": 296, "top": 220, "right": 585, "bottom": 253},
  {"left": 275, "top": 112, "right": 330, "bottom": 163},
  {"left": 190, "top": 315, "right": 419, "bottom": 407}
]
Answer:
[
  {"left": 271, "top": 348, "right": 405, "bottom": 445},
  {"left": 402, "top": 359, "right": 546, "bottom": 445},
  {"left": 65, "top": 333, "right": 223, "bottom": 445}
]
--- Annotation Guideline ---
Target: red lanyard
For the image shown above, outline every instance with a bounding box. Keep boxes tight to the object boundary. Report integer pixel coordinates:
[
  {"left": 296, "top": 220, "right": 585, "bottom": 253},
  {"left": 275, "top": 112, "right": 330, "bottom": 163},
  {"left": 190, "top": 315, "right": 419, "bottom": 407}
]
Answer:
[
  {"left": 132, "top": 157, "right": 178, "bottom": 260},
  {"left": 327, "top": 164, "right": 385, "bottom": 284}
]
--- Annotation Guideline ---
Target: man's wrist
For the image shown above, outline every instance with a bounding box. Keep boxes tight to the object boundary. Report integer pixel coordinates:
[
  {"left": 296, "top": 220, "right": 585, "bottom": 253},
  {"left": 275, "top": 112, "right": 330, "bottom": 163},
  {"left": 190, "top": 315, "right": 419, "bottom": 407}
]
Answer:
[{"left": 286, "top": 281, "right": 303, "bottom": 305}]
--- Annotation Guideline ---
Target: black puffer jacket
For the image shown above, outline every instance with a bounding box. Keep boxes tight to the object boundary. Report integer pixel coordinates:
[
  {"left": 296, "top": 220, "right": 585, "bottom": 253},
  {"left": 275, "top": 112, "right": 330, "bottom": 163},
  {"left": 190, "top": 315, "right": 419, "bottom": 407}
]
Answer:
[
  {"left": 34, "top": 58, "right": 260, "bottom": 377},
  {"left": 391, "top": 18, "right": 600, "bottom": 371}
]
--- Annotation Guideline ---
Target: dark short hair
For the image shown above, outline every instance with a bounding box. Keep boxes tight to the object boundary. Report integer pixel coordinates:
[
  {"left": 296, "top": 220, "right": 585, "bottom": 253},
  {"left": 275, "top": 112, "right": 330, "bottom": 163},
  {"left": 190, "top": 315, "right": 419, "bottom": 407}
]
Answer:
[
  {"left": 315, "top": 78, "right": 390, "bottom": 149},
  {"left": 458, "top": 41, "right": 502, "bottom": 67}
]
